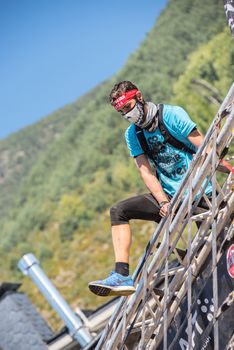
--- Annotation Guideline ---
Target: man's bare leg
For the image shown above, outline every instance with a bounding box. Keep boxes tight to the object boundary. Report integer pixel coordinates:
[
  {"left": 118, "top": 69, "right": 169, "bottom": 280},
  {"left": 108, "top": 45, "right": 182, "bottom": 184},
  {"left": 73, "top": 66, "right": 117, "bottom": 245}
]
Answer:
[
  {"left": 88, "top": 222, "right": 135, "bottom": 296},
  {"left": 112, "top": 224, "right": 132, "bottom": 263}
]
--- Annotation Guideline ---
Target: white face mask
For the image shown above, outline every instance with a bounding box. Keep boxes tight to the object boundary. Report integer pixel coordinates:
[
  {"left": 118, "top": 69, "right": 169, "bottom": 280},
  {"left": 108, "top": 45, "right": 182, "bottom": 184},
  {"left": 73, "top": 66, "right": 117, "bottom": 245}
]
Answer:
[
  {"left": 123, "top": 101, "right": 145, "bottom": 126},
  {"left": 123, "top": 101, "right": 159, "bottom": 131}
]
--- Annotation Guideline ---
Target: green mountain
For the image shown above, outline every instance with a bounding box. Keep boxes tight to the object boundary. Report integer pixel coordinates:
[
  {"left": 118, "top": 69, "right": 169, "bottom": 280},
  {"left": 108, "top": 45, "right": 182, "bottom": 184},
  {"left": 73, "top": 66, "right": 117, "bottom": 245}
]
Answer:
[{"left": 0, "top": 0, "right": 233, "bottom": 329}]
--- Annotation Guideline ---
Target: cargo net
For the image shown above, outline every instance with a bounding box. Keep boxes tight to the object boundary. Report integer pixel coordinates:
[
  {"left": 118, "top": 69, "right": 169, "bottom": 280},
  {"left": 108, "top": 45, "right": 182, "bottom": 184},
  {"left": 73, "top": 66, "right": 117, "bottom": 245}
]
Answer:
[{"left": 96, "top": 83, "right": 234, "bottom": 350}]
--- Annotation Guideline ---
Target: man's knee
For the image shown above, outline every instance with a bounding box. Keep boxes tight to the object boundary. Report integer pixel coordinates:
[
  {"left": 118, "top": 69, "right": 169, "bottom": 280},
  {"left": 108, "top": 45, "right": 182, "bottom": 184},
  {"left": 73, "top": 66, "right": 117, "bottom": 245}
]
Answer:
[{"left": 110, "top": 202, "right": 129, "bottom": 226}]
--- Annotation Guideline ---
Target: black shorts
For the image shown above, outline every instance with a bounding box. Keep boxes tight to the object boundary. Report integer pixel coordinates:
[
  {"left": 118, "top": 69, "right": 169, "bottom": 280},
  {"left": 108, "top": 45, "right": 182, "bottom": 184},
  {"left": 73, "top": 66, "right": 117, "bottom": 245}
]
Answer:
[
  {"left": 110, "top": 193, "right": 163, "bottom": 226},
  {"left": 110, "top": 193, "right": 210, "bottom": 226}
]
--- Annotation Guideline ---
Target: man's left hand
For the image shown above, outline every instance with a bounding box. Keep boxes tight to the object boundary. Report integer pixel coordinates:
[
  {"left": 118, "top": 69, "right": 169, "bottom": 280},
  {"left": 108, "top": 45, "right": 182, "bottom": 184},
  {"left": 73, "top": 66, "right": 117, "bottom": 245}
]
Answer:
[{"left": 159, "top": 202, "right": 170, "bottom": 217}]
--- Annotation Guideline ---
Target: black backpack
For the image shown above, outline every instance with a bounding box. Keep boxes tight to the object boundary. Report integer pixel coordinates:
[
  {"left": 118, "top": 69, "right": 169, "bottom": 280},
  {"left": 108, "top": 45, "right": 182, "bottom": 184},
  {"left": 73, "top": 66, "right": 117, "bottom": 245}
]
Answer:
[{"left": 135, "top": 104, "right": 194, "bottom": 166}]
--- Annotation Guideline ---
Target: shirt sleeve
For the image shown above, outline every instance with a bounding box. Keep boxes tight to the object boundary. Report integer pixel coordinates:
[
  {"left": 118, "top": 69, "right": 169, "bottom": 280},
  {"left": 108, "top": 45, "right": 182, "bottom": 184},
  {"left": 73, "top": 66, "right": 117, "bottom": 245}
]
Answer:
[
  {"left": 165, "top": 106, "right": 197, "bottom": 138},
  {"left": 125, "top": 125, "right": 144, "bottom": 158}
]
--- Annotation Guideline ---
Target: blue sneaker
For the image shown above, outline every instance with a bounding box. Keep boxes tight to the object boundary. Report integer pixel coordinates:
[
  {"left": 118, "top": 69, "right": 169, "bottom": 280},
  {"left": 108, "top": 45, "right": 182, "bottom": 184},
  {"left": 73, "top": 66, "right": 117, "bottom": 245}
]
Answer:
[{"left": 88, "top": 271, "right": 136, "bottom": 297}]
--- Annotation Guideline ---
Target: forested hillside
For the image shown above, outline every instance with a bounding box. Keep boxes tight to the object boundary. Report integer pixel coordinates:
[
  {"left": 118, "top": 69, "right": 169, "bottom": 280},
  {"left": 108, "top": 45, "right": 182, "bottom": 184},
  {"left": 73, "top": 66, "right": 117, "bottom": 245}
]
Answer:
[{"left": 0, "top": 0, "right": 233, "bottom": 329}]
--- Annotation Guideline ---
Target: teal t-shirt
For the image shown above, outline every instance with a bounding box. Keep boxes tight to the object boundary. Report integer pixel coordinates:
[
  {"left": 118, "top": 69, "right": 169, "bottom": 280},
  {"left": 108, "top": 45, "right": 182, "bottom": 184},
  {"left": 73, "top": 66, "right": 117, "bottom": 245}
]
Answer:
[{"left": 125, "top": 104, "right": 212, "bottom": 197}]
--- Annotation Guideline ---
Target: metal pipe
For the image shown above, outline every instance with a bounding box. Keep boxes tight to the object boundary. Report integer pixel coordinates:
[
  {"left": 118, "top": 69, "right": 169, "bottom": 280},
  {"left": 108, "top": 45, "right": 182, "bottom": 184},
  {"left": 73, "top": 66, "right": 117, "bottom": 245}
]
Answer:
[{"left": 18, "top": 253, "right": 92, "bottom": 348}]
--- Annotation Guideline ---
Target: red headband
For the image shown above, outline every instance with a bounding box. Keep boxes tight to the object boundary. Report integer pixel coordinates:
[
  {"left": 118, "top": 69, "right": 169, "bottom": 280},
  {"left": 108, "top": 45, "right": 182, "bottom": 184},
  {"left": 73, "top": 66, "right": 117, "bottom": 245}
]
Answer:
[{"left": 112, "top": 89, "right": 139, "bottom": 110}]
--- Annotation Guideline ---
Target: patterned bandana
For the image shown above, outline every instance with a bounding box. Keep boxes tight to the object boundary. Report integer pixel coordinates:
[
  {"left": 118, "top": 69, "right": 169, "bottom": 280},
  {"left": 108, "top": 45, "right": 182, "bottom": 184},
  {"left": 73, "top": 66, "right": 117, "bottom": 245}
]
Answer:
[{"left": 124, "top": 101, "right": 159, "bottom": 132}]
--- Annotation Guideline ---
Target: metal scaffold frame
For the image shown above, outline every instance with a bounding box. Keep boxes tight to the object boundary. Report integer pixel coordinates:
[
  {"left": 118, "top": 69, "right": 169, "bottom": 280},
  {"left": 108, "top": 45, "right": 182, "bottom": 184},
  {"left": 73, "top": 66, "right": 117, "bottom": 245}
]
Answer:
[{"left": 96, "top": 83, "right": 234, "bottom": 350}]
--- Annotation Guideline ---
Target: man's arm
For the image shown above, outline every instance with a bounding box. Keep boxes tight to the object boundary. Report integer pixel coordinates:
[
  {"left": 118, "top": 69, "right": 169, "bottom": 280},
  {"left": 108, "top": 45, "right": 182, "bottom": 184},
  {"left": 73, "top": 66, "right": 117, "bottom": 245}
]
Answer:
[
  {"left": 135, "top": 154, "right": 170, "bottom": 217},
  {"left": 187, "top": 128, "right": 204, "bottom": 148},
  {"left": 187, "top": 128, "right": 212, "bottom": 154}
]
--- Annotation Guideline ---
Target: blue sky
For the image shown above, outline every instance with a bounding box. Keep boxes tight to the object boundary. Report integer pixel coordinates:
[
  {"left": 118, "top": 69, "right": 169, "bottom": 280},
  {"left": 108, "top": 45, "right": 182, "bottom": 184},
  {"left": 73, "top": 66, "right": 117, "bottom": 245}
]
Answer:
[{"left": 0, "top": 0, "right": 167, "bottom": 140}]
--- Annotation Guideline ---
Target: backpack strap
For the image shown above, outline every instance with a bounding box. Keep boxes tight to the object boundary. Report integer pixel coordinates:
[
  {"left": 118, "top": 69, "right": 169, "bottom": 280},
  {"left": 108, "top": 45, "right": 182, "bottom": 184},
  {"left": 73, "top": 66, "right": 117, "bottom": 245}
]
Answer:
[
  {"left": 135, "top": 104, "right": 195, "bottom": 162},
  {"left": 157, "top": 104, "right": 194, "bottom": 155},
  {"left": 135, "top": 125, "right": 157, "bottom": 167}
]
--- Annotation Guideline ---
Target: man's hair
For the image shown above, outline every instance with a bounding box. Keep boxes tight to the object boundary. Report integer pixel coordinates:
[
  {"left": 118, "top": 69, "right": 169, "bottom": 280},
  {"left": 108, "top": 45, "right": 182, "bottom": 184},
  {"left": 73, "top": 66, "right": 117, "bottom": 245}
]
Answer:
[{"left": 109, "top": 81, "right": 138, "bottom": 104}]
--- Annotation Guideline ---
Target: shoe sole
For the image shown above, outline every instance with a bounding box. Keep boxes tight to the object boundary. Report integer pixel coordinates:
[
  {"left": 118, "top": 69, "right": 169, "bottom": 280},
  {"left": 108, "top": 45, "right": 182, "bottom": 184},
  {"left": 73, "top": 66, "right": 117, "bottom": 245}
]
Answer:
[{"left": 88, "top": 283, "right": 136, "bottom": 297}]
